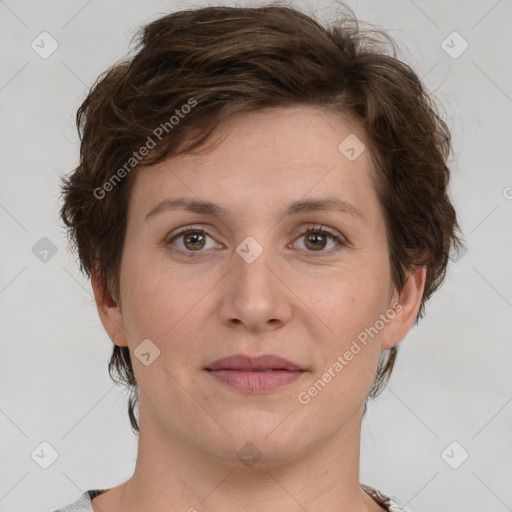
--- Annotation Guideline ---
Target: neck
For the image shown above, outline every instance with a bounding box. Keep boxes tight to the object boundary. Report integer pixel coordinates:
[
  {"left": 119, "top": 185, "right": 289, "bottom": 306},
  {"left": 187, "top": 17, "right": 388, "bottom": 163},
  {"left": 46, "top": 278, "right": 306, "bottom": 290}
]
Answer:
[{"left": 95, "top": 401, "right": 383, "bottom": 512}]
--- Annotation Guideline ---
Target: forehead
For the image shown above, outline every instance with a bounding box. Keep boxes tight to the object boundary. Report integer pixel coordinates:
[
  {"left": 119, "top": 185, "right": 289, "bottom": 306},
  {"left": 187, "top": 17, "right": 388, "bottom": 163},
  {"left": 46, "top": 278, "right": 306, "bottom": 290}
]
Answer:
[
  {"left": 165, "top": 105, "right": 370, "bottom": 172},
  {"left": 127, "top": 105, "right": 378, "bottom": 221}
]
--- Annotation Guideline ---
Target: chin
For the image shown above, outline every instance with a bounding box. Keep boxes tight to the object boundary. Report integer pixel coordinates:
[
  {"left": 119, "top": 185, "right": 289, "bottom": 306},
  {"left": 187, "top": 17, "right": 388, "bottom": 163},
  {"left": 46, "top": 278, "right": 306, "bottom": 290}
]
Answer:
[{"left": 199, "top": 411, "right": 309, "bottom": 467}]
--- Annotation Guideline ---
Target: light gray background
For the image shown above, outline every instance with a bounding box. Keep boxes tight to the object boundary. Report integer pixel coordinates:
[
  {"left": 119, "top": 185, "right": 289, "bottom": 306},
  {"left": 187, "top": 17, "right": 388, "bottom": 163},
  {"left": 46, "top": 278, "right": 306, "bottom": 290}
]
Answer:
[{"left": 1, "top": 0, "right": 511, "bottom": 511}]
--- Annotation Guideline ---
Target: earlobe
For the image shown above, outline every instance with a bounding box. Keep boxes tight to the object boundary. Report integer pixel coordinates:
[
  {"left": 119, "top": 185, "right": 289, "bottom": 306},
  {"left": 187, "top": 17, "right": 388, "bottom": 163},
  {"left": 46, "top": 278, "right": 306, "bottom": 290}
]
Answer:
[
  {"left": 90, "top": 267, "right": 129, "bottom": 347},
  {"left": 381, "top": 265, "right": 427, "bottom": 350}
]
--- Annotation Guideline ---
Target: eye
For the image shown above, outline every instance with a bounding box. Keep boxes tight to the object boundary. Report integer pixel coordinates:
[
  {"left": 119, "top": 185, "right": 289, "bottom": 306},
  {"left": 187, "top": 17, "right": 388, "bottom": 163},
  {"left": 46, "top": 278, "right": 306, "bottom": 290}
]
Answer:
[
  {"left": 167, "top": 227, "right": 220, "bottom": 256},
  {"left": 292, "top": 225, "right": 346, "bottom": 255},
  {"left": 166, "top": 224, "right": 346, "bottom": 258}
]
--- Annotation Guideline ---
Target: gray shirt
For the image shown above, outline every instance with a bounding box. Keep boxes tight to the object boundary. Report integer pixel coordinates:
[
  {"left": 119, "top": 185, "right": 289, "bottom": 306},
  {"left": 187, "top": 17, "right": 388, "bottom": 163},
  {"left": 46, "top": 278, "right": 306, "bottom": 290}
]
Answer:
[{"left": 51, "top": 484, "right": 413, "bottom": 511}]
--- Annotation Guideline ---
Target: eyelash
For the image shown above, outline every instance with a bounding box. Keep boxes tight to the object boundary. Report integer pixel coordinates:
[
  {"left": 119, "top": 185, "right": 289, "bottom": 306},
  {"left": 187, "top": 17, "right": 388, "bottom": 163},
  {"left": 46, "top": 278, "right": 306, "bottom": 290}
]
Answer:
[{"left": 166, "top": 224, "right": 347, "bottom": 258}]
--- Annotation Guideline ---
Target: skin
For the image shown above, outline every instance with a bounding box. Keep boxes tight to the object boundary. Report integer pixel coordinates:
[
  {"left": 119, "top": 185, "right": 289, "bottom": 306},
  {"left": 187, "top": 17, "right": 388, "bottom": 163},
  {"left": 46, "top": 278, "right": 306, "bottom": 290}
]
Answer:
[{"left": 91, "top": 105, "right": 426, "bottom": 512}]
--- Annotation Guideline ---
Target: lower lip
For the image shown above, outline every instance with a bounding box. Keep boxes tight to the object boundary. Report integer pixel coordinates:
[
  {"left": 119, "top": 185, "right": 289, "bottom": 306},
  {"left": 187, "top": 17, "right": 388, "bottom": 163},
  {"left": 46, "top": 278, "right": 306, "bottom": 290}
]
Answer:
[{"left": 206, "top": 369, "right": 304, "bottom": 393}]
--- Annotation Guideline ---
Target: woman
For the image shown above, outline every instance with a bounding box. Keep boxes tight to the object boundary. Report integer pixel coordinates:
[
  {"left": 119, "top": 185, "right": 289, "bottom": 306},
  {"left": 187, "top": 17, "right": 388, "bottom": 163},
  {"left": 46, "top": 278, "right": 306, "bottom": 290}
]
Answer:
[{"left": 55, "top": 3, "right": 462, "bottom": 511}]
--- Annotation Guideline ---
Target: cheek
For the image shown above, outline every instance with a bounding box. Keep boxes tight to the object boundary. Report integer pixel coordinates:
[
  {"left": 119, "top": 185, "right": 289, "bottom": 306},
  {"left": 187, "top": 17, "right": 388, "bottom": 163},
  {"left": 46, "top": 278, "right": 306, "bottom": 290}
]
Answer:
[
  {"left": 119, "top": 248, "right": 216, "bottom": 363},
  {"left": 306, "top": 287, "right": 388, "bottom": 408},
  {"left": 313, "top": 262, "right": 390, "bottom": 326},
  {"left": 119, "top": 250, "right": 178, "bottom": 340},
  {"left": 310, "top": 264, "right": 391, "bottom": 373}
]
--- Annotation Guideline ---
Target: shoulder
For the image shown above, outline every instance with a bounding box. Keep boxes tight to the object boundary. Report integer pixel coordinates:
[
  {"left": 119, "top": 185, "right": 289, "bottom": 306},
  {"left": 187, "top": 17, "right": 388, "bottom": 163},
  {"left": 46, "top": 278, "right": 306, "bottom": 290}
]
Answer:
[
  {"left": 361, "top": 483, "right": 414, "bottom": 512},
  {"left": 51, "top": 489, "right": 110, "bottom": 512}
]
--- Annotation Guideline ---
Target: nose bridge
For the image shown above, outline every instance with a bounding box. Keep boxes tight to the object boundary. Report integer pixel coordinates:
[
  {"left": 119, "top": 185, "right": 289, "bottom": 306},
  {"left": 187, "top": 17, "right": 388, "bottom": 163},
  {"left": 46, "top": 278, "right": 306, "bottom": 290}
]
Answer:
[
  {"left": 219, "top": 233, "right": 292, "bottom": 329},
  {"left": 233, "top": 237, "right": 278, "bottom": 303}
]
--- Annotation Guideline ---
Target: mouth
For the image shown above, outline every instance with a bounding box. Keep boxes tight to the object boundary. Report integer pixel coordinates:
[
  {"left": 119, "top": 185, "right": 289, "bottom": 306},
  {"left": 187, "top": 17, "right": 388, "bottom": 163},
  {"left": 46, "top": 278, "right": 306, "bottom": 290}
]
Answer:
[
  {"left": 206, "top": 353, "right": 304, "bottom": 372},
  {"left": 205, "top": 354, "right": 306, "bottom": 393}
]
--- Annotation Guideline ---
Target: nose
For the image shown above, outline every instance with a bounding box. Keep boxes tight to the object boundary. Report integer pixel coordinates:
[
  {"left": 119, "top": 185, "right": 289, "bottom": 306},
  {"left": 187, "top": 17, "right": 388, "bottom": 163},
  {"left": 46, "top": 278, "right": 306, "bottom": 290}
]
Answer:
[{"left": 217, "top": 241, "right": 293, "bottom": 332}]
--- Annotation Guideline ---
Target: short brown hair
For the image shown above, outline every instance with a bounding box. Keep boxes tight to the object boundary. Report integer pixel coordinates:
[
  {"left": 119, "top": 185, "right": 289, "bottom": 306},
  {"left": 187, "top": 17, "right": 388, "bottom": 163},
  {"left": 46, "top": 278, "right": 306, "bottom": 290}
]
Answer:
[{"left": 60, "top": 2, "right": 463, "bottom": 434}]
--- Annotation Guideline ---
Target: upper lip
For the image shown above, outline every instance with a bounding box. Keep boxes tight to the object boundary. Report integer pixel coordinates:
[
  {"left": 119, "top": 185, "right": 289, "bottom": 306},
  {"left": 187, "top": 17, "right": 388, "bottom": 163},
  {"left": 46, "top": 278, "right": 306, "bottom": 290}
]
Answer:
[{"left": 206, "top": 354, "right": 304, "bottom": 371}]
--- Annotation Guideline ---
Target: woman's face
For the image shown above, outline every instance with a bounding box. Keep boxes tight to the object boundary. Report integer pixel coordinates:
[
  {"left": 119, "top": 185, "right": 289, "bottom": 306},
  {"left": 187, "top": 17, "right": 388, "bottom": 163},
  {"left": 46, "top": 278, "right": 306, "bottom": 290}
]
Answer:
[{"left": 95, "top": 105, "right": 424, "bottom": 466}]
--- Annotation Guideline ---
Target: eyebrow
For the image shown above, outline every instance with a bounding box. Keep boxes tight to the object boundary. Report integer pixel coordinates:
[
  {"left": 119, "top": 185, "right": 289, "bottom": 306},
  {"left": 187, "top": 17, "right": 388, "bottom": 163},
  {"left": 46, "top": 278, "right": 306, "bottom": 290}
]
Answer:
[{"left": 144, "top": 196, "right": 365, "bottom": 222}]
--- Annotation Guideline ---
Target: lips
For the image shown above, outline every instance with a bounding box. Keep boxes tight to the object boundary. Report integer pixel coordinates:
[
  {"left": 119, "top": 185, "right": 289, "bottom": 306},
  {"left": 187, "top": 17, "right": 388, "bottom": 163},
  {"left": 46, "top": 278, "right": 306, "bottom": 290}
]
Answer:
[
  {"left": 206, "top": 354, "right": 303, "bottom": 372},
  {"left": 205, "top": 354, "right": 305, "bottom": 393}
]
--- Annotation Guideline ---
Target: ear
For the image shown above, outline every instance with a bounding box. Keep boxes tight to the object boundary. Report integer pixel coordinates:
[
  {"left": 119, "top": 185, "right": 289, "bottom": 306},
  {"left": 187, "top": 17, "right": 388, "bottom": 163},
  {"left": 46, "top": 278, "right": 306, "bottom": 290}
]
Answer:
[
  {"left": 90, "top": 267, "right": 128, "bottom": 347},
  {"left": 381, "top": 265, "right": 427, "bottom": 350}
]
